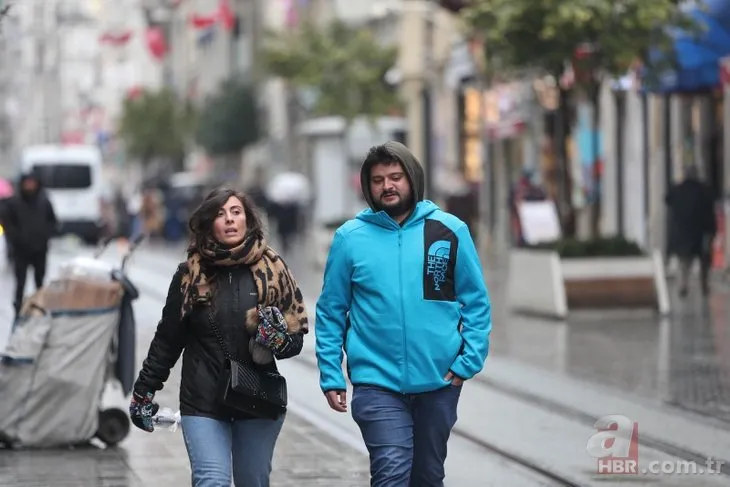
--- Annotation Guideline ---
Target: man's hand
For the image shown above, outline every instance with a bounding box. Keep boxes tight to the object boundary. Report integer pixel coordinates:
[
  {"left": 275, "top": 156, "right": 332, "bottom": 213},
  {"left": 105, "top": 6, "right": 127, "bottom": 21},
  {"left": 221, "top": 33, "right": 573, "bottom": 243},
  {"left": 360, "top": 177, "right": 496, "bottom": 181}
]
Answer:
[
  {"left": 324, "top": 390, "right": 348, "bottom": 412},
  {"left": 444, "top": 371, "right": 465, "bottom": 387}
]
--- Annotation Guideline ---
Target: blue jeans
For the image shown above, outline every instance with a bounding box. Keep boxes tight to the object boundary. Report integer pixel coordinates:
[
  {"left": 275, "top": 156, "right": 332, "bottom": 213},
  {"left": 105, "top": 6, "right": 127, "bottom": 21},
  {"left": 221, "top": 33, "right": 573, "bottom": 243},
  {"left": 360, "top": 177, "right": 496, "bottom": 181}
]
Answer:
[
  {"left": 181, "top": 414, "right": 285, "bottom": 487},
  {"left": 351, "top": 385, "right": 461, "bottom": 487}
]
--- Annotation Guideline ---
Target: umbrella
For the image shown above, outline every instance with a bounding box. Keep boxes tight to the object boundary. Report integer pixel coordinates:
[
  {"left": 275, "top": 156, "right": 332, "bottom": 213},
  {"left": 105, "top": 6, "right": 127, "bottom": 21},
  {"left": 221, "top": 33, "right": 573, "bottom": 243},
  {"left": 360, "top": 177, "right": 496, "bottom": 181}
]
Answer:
[{"left": 266, "top": 172, "right": 310, "bottom": 205}]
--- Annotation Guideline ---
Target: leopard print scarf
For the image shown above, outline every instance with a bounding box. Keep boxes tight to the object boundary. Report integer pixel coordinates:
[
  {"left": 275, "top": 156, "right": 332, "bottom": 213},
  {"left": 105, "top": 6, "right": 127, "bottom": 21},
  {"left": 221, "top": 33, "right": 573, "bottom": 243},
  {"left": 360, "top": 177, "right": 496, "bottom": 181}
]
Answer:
[{"left": 180, "top": 231, "right": 309, "bottom": 361}]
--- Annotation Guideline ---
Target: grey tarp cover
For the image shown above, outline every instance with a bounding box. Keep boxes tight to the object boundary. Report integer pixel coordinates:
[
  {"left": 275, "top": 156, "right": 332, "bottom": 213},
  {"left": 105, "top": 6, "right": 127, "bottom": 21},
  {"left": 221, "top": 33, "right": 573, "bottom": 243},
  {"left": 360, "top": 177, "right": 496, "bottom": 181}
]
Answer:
[{"left": 0, "top": 308, "right": 119, "bottom": 448}]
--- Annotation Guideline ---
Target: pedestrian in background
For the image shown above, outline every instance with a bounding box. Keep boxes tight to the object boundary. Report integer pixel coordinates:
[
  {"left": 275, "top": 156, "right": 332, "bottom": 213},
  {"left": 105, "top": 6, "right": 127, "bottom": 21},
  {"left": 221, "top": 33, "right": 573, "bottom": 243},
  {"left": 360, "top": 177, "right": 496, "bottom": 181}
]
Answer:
[
  {"left": 3, "top": 171, "right": 57, "bottom": 317},
  {"left": 315, "top": 141, "right": 492, "bottom": 486},
  {"left": 666, "top": 164, "right": 717, "bottom": 297},
  {"left": 130, "top": 187, "right": 309, "bottom": 487}
]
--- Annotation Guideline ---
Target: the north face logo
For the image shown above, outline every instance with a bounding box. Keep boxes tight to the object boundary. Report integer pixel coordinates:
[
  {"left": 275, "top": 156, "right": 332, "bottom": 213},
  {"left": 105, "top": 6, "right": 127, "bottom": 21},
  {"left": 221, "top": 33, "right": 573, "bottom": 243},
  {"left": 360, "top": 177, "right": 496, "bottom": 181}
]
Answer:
[
  {"left": 427, "top": 240, "right": 451, "bottom": 291},
  {"left": 423, "top": 220, "right": 457, "bottom": 301}
]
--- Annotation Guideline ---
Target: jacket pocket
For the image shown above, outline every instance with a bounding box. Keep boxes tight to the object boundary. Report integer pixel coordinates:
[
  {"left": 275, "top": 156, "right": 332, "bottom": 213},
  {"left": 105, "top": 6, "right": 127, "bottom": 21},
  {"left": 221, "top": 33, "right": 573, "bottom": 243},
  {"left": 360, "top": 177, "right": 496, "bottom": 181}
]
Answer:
[
  {"left": 345, "top": 312, "right": 404, "bottom": 386},
  {"left": 406, "top": 317, "right": 462, "bottom": 389}
]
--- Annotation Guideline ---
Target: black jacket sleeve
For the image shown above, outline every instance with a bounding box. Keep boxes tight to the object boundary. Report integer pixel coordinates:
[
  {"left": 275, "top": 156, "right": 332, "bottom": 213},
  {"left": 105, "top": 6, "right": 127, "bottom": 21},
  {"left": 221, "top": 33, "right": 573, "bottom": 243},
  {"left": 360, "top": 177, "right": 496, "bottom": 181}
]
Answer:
[
  {"left": 3, "top": 199, "right": 19, "bottom": 244},
  {"left": 46, "top": 198, "right": 57, "bottom": 228},
  {"left": 133, "top": 264, "right": 188, "bottom": 396},
  {"left": 274, "top": 331, "right": 304, "bottom": 360}
]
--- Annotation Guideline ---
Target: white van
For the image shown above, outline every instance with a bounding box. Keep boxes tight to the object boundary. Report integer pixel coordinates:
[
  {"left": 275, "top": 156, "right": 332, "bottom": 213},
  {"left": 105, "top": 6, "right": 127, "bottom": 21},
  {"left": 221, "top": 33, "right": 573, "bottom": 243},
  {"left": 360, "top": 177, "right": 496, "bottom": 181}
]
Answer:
[{"left": 21, "top": 144, "right": 104, "bottom": 244}]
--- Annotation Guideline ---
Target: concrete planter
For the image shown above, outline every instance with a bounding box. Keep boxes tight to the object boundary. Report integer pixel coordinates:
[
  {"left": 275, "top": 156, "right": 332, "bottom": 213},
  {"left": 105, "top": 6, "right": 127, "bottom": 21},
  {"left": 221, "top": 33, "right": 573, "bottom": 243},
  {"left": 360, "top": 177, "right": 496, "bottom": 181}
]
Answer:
[{"left": 507, "top": 249, "right": 670, "bottom": 319}]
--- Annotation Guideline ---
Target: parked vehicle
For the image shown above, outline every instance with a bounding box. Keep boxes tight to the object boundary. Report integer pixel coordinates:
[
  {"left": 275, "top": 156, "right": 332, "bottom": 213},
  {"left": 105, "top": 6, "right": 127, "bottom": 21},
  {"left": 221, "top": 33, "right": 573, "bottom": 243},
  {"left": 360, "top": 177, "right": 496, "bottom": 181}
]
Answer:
[{"left": 21, "top": 144, "right": 104, "bottom": 245}]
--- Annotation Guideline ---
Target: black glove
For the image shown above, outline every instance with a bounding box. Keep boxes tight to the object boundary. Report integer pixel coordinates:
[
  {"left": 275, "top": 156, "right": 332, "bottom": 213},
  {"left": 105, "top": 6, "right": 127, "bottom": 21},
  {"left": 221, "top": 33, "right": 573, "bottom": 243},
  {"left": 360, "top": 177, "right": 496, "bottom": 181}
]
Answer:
[{"left": 129, "top": 390, "right": 159, "bottom": 433}]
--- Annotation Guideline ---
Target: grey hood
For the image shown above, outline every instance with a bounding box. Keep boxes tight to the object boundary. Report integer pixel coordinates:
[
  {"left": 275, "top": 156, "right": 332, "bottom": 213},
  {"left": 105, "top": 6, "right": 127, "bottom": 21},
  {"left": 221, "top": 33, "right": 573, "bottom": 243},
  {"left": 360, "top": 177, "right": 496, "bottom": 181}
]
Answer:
[{"left": 360, "top": 141, "right": 425, "bottom": 212}]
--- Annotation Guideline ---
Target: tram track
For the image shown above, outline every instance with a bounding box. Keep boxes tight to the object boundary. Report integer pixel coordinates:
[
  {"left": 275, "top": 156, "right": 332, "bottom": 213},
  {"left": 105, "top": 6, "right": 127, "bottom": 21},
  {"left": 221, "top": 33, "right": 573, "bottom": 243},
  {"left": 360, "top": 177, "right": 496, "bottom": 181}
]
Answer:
[
  {"left": 471, "top": 374, "right": 730, "bottom": 476},
  {"left": 292, "top": 354, "right": 582, "bottom": 486}
]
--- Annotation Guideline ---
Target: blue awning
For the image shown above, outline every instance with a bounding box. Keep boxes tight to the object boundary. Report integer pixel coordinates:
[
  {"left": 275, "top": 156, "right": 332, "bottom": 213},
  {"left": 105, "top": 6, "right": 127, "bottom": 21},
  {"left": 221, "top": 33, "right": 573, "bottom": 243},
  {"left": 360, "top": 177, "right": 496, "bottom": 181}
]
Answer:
[
  {"left": 704, "top": 0, "right": 730, "bottom": 22},
  {"left": 643, "top": 1, "right": 730, "bottom": 93}
]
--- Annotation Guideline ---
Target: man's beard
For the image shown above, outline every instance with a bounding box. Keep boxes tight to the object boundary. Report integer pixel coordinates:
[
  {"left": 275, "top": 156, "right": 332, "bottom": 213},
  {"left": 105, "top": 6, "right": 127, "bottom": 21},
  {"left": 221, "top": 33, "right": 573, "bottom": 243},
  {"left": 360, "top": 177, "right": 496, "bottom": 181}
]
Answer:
[{"left": 375, "top": 192, "right": 413, "bottom": 219}]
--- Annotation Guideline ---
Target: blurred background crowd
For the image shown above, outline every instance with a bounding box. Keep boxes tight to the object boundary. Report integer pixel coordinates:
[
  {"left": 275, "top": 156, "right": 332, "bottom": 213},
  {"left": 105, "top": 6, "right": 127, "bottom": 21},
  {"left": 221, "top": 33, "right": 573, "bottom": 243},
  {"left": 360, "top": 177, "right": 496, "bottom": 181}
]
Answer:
[{"left": 0, "top": 0, "right": 727, "bottom": 273}]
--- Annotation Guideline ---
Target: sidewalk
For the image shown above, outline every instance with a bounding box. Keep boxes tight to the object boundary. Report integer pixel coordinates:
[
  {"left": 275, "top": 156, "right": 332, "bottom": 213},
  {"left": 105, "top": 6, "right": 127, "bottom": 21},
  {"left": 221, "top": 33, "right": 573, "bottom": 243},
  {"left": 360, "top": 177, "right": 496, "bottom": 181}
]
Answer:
[{"left": 0, "top": 412, "right": 368, "bottom": 487}]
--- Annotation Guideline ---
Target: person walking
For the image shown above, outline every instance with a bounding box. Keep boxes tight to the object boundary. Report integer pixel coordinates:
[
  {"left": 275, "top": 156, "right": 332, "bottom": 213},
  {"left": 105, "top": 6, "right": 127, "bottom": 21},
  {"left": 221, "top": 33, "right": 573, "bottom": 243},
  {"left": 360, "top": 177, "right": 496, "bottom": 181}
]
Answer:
[
  {"left": 666, "top": 165, "right": 717, "bottom": 297},
  {"left": 129, "top": 187, "right": 309, "bottom": 487},
  {"left": 3, "top": 171, "right": 57, "bottom": 316},
  {"left": 314, "top": 141, "right": 493, "bottom": 486}
]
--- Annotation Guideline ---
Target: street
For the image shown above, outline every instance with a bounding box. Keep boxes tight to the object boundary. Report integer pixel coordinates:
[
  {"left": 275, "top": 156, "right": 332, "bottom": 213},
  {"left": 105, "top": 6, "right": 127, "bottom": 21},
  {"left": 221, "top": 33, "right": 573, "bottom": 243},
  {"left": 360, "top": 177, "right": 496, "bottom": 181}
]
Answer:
[{"left": 1, "top": 238, "right": 729, "bottom": 486}]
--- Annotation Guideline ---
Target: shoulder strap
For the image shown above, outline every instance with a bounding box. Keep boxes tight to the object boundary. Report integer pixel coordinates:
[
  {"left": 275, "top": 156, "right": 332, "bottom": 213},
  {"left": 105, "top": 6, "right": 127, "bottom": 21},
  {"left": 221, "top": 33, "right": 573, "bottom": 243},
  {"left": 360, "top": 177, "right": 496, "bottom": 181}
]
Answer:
[{"left": 207, "top": 311, "right": 235, "bottom": 361}]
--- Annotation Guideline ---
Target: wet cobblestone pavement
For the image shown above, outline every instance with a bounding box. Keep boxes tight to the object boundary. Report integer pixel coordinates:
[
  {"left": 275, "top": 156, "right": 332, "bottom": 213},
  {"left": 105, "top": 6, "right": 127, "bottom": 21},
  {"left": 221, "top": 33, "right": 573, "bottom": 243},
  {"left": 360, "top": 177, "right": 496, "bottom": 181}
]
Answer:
[{"left": 0, "top": 410, "right": 369, "bottom": 487}]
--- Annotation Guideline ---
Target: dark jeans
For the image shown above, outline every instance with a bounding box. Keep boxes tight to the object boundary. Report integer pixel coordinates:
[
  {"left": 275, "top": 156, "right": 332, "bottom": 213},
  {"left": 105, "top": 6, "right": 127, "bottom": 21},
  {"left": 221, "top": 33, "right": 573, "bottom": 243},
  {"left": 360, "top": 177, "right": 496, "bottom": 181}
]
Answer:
[
  {"left": 351, "top": 384, "right": 462, "bottom": 487},
  {"left": 13, "top": 251, "right": 47, "bottom": 314}
]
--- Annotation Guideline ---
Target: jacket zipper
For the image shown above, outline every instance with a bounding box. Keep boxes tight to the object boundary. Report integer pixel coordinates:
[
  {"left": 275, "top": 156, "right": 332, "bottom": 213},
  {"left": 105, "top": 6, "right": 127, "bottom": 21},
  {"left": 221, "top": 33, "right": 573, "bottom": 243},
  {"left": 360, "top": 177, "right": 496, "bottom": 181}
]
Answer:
[{"left": 398, "top": 229, "right": 408, "bottom": 391}]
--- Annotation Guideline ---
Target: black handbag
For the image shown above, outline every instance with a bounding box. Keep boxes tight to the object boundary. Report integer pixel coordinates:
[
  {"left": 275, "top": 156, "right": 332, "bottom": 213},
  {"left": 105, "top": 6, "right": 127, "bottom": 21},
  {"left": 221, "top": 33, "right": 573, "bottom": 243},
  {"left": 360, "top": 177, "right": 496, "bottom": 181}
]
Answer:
[{"left": 208, "top": 313, "right": 288, "bottom": 420}]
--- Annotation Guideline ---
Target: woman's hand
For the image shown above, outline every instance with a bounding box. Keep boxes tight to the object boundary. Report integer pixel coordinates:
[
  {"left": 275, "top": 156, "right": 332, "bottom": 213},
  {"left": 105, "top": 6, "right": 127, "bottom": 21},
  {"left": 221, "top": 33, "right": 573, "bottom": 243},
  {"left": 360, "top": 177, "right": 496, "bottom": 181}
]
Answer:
[
  {"left": 255, "top": 306, "right": 290, "bottom": 354},
  {"left": 129, "top": 391, "right": 159, "bottom": 433}
]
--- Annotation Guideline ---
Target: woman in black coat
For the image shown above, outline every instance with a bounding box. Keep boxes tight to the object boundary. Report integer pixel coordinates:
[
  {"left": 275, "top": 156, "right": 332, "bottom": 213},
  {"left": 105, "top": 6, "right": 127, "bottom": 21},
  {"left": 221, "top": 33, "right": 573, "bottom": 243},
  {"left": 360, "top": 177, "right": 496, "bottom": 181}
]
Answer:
[{"left": 129, "top": 187, "right": 309, "bottom": 486}]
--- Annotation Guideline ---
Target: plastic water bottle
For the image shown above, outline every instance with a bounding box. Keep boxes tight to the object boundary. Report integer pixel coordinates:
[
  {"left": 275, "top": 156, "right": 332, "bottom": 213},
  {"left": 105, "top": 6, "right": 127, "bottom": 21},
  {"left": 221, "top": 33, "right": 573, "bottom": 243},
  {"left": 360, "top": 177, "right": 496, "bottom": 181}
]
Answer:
[{"left": 152, "top": 407, "right": 182, "bottom": 432}]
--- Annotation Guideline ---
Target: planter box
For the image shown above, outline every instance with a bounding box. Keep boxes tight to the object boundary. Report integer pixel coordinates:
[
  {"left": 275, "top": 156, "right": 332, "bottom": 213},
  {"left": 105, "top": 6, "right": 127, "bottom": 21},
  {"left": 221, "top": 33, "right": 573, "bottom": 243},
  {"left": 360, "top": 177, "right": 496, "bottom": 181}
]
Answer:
[{"left": 507, "top": 249, "right": 670, "bottom": 319}]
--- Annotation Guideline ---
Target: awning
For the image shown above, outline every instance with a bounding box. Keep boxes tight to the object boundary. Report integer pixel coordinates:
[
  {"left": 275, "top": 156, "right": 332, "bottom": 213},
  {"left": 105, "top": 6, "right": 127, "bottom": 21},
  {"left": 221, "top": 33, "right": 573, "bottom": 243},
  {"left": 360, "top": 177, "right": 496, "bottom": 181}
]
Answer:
[{"left": 643, "top": 0, "right": 730, "bottom": 93}]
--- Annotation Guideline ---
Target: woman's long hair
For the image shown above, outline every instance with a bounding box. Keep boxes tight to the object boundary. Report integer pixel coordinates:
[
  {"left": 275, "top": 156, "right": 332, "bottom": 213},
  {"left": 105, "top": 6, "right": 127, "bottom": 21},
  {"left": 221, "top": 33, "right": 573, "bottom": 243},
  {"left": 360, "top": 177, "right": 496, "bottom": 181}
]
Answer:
[{"left": 187, "top": 186, "right": 264, "bottom": 255}]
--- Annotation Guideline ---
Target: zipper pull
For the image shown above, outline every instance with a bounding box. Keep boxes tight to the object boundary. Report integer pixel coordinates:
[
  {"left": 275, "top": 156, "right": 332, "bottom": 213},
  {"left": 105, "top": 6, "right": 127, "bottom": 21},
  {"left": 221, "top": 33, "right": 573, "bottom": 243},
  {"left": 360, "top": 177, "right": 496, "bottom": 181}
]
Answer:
[{"left": 229, "top": 272, "right": 232, "bottom": 284}]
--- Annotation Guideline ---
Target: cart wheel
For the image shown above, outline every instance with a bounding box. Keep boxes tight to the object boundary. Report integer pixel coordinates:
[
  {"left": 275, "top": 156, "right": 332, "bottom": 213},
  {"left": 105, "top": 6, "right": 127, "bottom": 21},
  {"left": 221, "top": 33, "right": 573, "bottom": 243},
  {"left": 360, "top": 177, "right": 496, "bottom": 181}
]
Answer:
[{"left": 96, "top": 409, "right": 130, "bottom": 447}]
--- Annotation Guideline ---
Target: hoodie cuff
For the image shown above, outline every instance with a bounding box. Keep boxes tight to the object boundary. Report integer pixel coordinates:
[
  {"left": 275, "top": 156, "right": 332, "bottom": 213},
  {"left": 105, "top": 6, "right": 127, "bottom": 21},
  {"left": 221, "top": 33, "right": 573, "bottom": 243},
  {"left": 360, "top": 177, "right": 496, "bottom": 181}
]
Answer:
[{"left": 448, "top": 358, "right": 475, "bottom": 381}]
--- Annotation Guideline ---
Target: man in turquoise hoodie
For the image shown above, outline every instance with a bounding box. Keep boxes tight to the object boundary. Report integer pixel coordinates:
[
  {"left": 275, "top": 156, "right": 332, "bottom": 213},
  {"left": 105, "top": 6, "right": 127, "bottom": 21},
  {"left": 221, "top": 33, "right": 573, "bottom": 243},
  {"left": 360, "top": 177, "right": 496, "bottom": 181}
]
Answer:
[{"left": 315, "top": 141, "right": 492, "bottom": 486}]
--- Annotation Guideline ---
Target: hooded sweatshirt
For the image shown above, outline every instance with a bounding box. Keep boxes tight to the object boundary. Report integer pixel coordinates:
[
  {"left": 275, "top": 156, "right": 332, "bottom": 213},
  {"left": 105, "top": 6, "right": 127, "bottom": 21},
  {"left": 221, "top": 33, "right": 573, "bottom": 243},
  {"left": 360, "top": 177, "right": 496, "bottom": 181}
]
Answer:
[
  {"left": 359, "top": 140, "right": 425, "bottom": 214},
  {"left": 315, "top": 142, "right": 492, "bottom": 394}
]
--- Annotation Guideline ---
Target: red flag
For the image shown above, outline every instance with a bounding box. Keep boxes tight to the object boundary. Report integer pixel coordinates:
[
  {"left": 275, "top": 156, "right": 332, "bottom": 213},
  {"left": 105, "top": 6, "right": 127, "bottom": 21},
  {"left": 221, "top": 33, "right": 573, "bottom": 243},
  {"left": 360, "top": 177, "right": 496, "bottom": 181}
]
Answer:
[
  {"left": 146, "top": 27, "right": 167, "bottom": 60},
  {"left": 127, "top": 86, "right": 144, "bottom": 100},
  {"left": 189, "top": 13, "right": 217, "bottom": 29},
  {"left": 218, "top": 0, "right": 235, "bottom": 31},
  {"left": 99, "top": 31, "right": 132, "bottom": 45}
]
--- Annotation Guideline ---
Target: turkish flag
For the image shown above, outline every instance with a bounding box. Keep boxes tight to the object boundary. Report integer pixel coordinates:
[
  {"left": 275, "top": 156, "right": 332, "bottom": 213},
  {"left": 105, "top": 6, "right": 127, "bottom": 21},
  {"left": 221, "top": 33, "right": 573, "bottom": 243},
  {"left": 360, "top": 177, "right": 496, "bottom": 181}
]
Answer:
[
  {"left": 146, "top": 27, "right": 167, "bottom": 60},
  {"left": 218, "top": 0, "right": 235, "bottom": 31},
  {"left": 189, "top": 13, "right": 217, "bottom": 29},
  {"left": 99, "top": 31, "right": 132, "bottom": 45}
]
